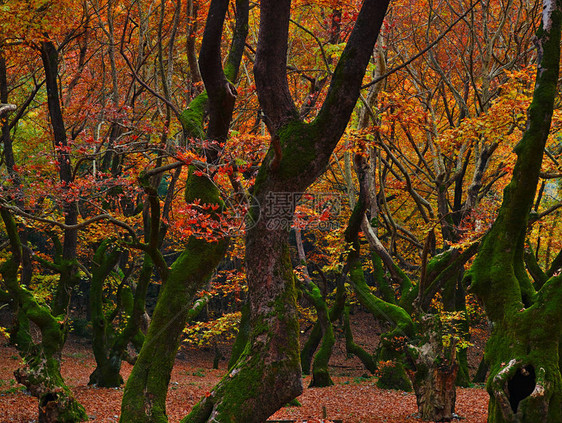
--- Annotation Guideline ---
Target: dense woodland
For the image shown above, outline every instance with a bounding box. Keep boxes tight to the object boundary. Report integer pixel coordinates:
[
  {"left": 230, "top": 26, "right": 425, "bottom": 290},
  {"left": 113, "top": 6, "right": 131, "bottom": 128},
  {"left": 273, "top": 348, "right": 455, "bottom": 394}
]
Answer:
[{"left": 0, "top": 0, "right": 561, "bottom": 422}]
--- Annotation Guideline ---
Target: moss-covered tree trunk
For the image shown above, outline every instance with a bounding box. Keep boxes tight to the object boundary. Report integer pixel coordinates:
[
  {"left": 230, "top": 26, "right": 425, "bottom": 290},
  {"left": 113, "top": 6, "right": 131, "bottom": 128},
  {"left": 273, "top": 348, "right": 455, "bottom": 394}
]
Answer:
[
  {"left": 348, "top": 252, "right": 414, "bottom": 392},
  {"left": 183, "top": 219, "right": 303, "bottom": 422},
  {"left": 353, "top": 199, "right": 477, "bottom": 420},
  {"left": 0, "top": 210, "right": 87, "bottom": 423},
  {"left": 89, "top": 240, "right": 125, "bottom": 387},
  {"left": 90, "top": 169, "right": 169, "bottom": 389},
  {"left": 467, "top": 1, "right": 562, "bottom": 421},
  {"left": 343, "top": 305, "right": 377, "bottom": 374},
  {"left": 119, "top": 1, "right": 248, "bottom": 422},
  {"left": 227, "top": 301, "right": 250, "bottom": 370},
  {"left": 294, "top": 228, "right": 336, "bottom": 387},
  {"left": 88, "top": 243, "right": 152, "bottom": 388},
  {"left": 1, "top": 40, "right": 87, "bottom": 423},
  {"left": 120, "top": 231, "right": 228, "bottom": 422},
  {"left": 299, "top": 223, "right": 348, "bottom": 377},
  {"left": 182, "top": 1, "right": 389, "bottom": 421},
  {"left": 348, "top": 159, "right": 414, "bottom": 391},
  {"left": 300, "top": 281, "right": 345, "bottom": 376},
  {"left": 301, "top": 279, "right": 335, "bottom": 388}
]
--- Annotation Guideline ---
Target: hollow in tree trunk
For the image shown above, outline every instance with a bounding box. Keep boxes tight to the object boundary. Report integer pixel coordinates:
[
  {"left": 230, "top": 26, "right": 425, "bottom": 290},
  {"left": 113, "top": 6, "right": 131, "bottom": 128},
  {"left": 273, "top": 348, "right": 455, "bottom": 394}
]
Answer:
[{"left": 467, "top": 1, "right": 562, "bottom": 421}]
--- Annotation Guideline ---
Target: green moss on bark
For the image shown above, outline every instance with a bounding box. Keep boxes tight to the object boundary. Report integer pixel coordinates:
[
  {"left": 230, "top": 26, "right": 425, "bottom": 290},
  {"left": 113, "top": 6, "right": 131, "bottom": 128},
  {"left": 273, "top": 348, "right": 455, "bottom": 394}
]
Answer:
[
  {"left": 302, "top": 280, "right": 335, "bottom": 387},
  {"left": 467, "top": 3, "right": 562, "bottom": 420},
  {"left": 120, "top": 235, "right": 227, "bottom": 423},
  {"left": 179, "top": 92, "right": 207, "bottom": 141},
  {"left": 1, "top": 210, "right": 87, "bottom": 422},
  {"left": 228, "top": 301, "right": 250, "bottom": 370},
  {"left": 343, "top": 305, "right": 377, "bottom": 374}
]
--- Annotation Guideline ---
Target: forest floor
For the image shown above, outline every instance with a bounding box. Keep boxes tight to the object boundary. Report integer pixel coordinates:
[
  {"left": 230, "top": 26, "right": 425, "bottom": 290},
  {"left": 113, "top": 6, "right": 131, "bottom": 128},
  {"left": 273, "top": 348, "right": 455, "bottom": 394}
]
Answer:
[{"left": 0, "top": 311, "right": 489, "bottom": 422}]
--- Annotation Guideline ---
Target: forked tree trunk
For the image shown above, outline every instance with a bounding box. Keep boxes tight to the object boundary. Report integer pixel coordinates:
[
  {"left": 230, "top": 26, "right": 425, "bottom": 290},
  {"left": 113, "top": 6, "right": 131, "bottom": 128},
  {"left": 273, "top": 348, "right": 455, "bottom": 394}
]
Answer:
[
  {"left": 89, "top": 240, "right": 125, "bottom": 387},
  {"left": 467, "top": 1, "right": 562, "bottom": 421},
  {"left": 349, "top": 255, "right": 413, "bottom": 392},
  {"left": 183, "top": 1, "right": 389, "bottom": 420},
  {"left": 103, "top": 254, "right": 153, "bottom": 376},
  {"left": 300, "top": 283, "right": 345, "bottom": 376}
]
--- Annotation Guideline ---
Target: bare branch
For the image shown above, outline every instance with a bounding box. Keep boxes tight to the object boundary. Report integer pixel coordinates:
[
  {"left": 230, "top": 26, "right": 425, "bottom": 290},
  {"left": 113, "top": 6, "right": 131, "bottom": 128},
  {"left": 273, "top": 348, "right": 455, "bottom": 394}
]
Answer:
[
  {"left": 0, "top": 203, "right": 141, "bottom": 244},
  {"left": 361, "top": 1, "right": 480, "bottom": 90}
]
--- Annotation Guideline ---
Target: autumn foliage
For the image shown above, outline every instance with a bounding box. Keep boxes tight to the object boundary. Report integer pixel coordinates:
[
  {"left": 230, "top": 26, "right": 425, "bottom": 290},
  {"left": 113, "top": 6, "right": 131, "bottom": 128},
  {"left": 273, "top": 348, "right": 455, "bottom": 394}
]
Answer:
[{"left": 0, "top": 0, "right": 561, "bottom": 422}]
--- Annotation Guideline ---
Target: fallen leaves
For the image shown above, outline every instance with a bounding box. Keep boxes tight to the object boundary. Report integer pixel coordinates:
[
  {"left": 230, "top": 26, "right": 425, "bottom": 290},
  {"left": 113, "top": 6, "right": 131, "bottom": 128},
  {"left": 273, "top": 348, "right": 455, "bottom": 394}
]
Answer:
[{"left": 0, "top": 338, "right": 488, "bottom": 423}]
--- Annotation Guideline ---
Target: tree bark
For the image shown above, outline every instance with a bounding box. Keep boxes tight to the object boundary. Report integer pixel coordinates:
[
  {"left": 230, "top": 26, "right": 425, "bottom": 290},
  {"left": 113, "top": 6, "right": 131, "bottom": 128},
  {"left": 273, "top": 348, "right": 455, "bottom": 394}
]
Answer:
[
  {"left": 406, "top": 314, "right": 459, "bottom": 422},
  {"left": 467, "top": 1, "right": 562, "bottom": 421},
  {"left": 302, "top": 280, "right": 335, "bottom": 388},
  {"left": 182, "top": 1, "right": 389, "bottom": 420},
  {"left": 343, "top": 305, "right": 377, "bottom": 374},
  {"left": 0, "top": 210, "right": 87, "bottom": 423},
  {"left": 89, "top": 240, "right": 125, "bottom": 387},
  {"left": 120, "top": 1, "right": 248, "bottom": 421},
  {"left": 0, "top": 40, "right": 88, "bottom": 423}
]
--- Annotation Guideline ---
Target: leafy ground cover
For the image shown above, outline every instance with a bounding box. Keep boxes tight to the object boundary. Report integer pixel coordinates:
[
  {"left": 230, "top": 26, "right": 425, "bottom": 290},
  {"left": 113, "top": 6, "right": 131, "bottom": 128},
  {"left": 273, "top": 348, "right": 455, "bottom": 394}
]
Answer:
[{"left": 0, "top": 334, "right": 488, "bottom": 423}]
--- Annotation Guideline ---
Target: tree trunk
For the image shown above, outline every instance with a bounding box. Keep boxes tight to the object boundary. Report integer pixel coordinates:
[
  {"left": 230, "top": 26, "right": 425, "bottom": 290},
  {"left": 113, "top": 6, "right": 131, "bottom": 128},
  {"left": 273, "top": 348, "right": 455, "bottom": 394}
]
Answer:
[
  {"left": 302, "top": 280, "right": 335, "bottom": 388},
  {"left": 300, "top": 258, "right": 346, "bottom": 376},
  {"left": 0, "top": 39, "right": 87, "bottom": 421},
  {"left": 89, "top": 222, "right": 156, "bottom": 386},
  {"left": 120, "top": 1, "right": 248, "bottom": 420},
  {"left": 343, "top": 305, "right": 377, "bottom": 374},
  {"left": 348, "top": 254, "right": 413, "bottom": 391},
  {"left": 228, "top": 301, "right": 250, "bottom": 370},
  {"left": 467, "top": 1, "right": 562, "bottom": 421},
  {"left": 183, "top": 0, "right": 389, "bottom": 420},
  {"left": 183, "top": 224, "right": 302, "bottom": 423},
  {"left": 15, "top": 352, "right": 88, "bottom": 423},
  {"left": 474, "top": 355, "right": 489, "bottom": 384},
  {"left": 89, "top": 240, "right": 124, "bottom": 387},
  {"left": 120, "top": 201, "right": 228, "bottom": 422},
  {"left": 406, "top": 314, "right": 459, "bottom": 422},
  {"left": 301, "top": 318, "right": 322, "bottom": 376},
  {"left": 1, "top": 211, "right": 87, "bottom": 423}
]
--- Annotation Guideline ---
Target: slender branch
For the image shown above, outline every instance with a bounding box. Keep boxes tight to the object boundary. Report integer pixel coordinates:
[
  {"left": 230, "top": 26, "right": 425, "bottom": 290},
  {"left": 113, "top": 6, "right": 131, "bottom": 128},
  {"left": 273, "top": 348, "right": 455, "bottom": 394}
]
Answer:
[
  {"left": 290, "top": 19, "right": 332, "bottom": 74},
  {"left": 361, "top": 1, "right": 480, "bottom": 90},
  {"left": 0, "top": 203, "right": 140, "bottom": 243},
  {"left": 120, "top": 43, "right": 182, "bottom": 121}
]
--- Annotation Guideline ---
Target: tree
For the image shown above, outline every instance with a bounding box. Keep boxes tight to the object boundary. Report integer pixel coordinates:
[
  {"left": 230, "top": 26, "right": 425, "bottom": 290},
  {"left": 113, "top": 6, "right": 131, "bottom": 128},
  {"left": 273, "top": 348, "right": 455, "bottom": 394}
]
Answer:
[
  {"left": 0, "top": 0, "right": 167, "bottom": 415},
  {"left": 466, "top": 0, "right": 562, "bottom": 421},
  {"left": 183, "top": 1, "right": 390, "bottom": 421},
  {"left": 0, "top": 34, "right": 90, "bottom": 422},
  {"left": 119, "top": 0, "right": 249, "bottom": 421}
]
